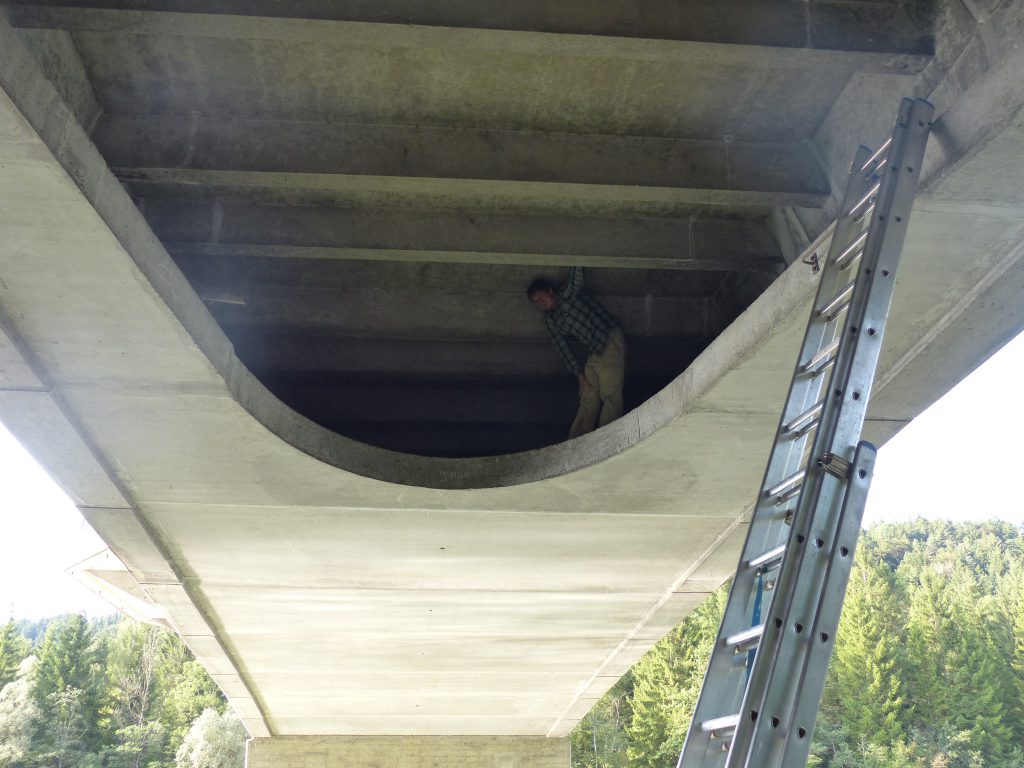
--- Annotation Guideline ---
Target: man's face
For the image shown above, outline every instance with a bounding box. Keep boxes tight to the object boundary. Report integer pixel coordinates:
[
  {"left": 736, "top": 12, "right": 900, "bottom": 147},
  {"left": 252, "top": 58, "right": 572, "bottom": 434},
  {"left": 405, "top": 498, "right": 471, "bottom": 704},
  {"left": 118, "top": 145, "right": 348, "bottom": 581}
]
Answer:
[{"left": 530, "top": 289, "right": 557, "bottom": 311}]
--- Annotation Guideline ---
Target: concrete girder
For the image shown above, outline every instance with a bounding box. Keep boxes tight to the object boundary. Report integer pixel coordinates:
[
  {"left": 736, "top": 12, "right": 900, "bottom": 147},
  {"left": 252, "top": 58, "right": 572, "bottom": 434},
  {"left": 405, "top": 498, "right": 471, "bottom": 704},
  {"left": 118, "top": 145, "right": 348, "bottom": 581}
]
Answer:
[
  {"left": 9, "top": 26, "right": 100, "bottom": 130},
  {"left": 172, "top": 258, "right": 728, "bottom": 300},
  {"left": 247, "top": 735, "right": 569, "bottom": 768},
  {"left": 197, "top": 290, "right": 710, "bottom": 340},
  {"left": 5, "top": 0, "right": 934, "bottom": 62},
  {"left": 170, "top": 242, "right": 781, "bottom": 275},
  {"left": 5, "top": 7, "right": 889, "bottom": 140},
  {"left": 5, "top": 4, "right": 933, "bottom": 69},
  {"left": 143, "top": 200, "right": 784, "bottom": 273},
  {"left": 96, "top": 115, "right": 831, "bottom": 209},
  {"left": 120, "top": 169, "right": 776, "bottom": 220}
]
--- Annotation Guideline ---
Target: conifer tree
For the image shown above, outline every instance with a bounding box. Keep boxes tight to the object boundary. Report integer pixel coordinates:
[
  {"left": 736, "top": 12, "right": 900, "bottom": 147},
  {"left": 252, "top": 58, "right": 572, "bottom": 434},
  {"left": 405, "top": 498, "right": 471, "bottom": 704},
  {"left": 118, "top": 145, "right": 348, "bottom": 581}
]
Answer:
[
  {"left": 0, "top": 622, "right": 31, "bottom": 690},
  {"left": 822, "top": 547, "right": 908, "bottom": 751},
  {"left": 625, "top": 587, "right": 725, "bottom": 768},
  {"left": 0, "top": 658, "right": 40, "bottom": 768},
  {"left": 31, "top": 614, "right": 104, "bottom": 763}
]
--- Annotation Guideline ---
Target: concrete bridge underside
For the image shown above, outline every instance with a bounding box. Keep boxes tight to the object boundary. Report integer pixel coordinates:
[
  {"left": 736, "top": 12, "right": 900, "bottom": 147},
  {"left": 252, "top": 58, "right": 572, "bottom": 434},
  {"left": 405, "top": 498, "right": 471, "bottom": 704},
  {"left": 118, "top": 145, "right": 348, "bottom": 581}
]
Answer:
[{"left": 1, "top": 2, "right": 1023, "bottom": 766}]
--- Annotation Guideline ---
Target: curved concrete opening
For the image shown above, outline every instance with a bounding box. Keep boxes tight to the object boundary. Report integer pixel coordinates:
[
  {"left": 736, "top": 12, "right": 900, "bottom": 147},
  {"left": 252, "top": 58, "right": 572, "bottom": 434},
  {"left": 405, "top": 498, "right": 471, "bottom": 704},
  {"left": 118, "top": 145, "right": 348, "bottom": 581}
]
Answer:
[
  {"left": 157, "top": 218, "right": 783, "bottom": 464},
  {"left": 203, "top": 258, "right": 779, "bottom": 480}
]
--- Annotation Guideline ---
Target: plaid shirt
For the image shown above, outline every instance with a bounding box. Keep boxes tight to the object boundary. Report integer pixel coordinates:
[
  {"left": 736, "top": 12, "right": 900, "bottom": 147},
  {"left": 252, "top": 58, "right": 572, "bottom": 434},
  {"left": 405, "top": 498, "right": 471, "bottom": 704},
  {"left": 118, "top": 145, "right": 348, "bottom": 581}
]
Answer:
[{"left": 544, "top": 267, "right": 618, "bottom": 376}]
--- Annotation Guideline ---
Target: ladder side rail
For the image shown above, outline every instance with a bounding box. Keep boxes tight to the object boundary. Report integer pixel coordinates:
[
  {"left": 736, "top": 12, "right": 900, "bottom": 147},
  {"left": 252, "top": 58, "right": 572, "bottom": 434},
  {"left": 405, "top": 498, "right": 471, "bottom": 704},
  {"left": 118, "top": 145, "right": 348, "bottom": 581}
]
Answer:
[
  {"left": 780, "top": 441, "right": 877, "bottom": 768},
  {"left": 729, "top": 97, "right": 934, "bottom": 768},
  {"left": 676, "top": 145, "right": 876, "bottom": 768}
]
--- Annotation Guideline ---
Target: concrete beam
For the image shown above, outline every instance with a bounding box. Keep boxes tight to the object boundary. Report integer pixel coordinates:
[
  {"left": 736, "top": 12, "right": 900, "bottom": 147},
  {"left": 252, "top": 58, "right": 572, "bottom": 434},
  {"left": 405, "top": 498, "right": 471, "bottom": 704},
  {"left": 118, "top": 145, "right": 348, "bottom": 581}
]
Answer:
[
  {"left": 146, "top": 201, "right": 784, "bottom": 272},
  {"left": 121, "top": 169, "right": 774, "bottom": 220},
  {"left": 202, "top": 288, "right": 710, "bottom": 339},
  {"left": 173, "top": 257, "right": 727, "bottom": 300},
  {"left": 11, "top": 27, "right": 101, "bottom": 131},
  {"left": 173, "top": 242, "right": 781, "bottom": 274},
  {"left": 125, "top": 169, "right": 791, "bottom": 220},
  {"left": 3, "top": 8, "right": 876, "bottom": 141},
  {"left": 97, "top": 115, "right": 831, "bottom": 209},
  {"left": 7, "top": 4, "right": 931, "bottom": 72},
  {"left": 247, "top": 735, "right": 569, "bottom": 768}
]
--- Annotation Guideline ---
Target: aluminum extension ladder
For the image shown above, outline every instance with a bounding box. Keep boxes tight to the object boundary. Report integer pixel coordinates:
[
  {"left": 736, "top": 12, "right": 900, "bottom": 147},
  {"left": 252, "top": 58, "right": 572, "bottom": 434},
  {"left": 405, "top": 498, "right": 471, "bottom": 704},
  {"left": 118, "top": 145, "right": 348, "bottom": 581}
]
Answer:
[{"left": 676, "top": 98, "right": 934, "bottom": 768}]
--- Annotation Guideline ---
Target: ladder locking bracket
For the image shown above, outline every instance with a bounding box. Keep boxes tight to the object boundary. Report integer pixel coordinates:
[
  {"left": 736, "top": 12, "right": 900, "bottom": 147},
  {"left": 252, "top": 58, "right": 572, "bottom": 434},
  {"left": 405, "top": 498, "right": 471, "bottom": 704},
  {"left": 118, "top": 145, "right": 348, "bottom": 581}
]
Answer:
[
  {"left": 818, "top": 453, "right": 852, "bottom": 480},
  {"left": 802, "top": 252, "right": 820, "bottom": 274}
]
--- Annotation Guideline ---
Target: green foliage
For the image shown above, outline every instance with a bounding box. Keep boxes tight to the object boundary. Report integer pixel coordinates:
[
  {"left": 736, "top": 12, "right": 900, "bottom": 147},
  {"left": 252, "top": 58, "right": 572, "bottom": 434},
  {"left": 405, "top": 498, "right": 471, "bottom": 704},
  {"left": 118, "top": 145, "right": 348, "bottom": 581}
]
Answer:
[
  {"left": 819, "top": 548, "right": 907, "bottom": 752},
  {"left": 100, "top": 623, "right": 168, "bottom": 768},
  {"left": 173, "top": 710, "right": 245, "bottom": 768},
  {"left": 571, "top": 675, "right": 632, "bottom": 768},
  {"left": 569, "top": 520, "right": 1024, "bottom": 768},
  {"left": 32, "top": 615, "right": 105, "bottom": 760},
  {"left": 0, "top": 624, "right": 32, "bottom": 691},
  {"left": 805, "top": 520, "right": 1024, "bottom": 768},
  {"left": 624, "top": 588, "right": 726, "bottom": 768},
  {"left": 0, "top": 658, "right": 40, "bottom": 768},
  {"left": 155, "top": 645, "right": 224, "bottom": 757},
  {"left": 0, "top": 617, "right": 235, "bottom": 768}
]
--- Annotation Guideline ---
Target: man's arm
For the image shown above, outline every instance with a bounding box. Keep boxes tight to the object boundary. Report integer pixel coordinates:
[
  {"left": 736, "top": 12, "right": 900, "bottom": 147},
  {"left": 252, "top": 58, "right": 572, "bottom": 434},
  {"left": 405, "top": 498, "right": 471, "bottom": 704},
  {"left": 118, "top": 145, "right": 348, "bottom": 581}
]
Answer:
[
  {"left": 561, "top": 266, "right": 584, "bottom": 299},
  {"left": 545, "top": 315, "right": 583, "bottom": 376}
]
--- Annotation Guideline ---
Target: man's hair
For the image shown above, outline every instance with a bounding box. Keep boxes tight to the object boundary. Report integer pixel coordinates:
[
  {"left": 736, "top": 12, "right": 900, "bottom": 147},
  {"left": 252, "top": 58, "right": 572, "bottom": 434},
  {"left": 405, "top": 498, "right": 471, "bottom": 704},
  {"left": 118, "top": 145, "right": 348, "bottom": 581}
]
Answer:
[{"left": 527, "top": 278, "right": 556, "bottom": 298}]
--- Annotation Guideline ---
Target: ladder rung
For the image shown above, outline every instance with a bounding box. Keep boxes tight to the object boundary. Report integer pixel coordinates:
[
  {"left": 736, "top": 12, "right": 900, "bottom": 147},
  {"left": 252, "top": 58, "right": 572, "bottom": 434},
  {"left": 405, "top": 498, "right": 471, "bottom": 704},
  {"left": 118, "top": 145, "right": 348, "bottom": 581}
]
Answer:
[
  {"left": 801, "top": 339, "right": 839, "bottom": 375},
  {"left": 833, "top": 231, "right": 868, "bottom": 269},
  {"left": 725, "top": 624, "right": 764, "bottom": 653},
  {"left": 813, "top": 356, "right": 837, "bottom": 378},
  {"left": 784, "top": 400, "right": 824, "bottom": 435},
  {"left": 860, "top": 137, "right": 892, "bottom": 171},
  {"left": 747, "top": 544, "right": 786, "bottom": 571},
  {"left": 766, "top": 469, "right": 805, "bottom": 500},
  {"left": 817, "top": 281, "right": 855, "bottom": 320},
  {"left": 854, "top": 201, "right": 876, "bottom": 224},
  {"left": 701, "top": 714, "right": 741, "bottom": 735},
  {"left": 846, "top": 182, "right": 881, "bottom": 217}
]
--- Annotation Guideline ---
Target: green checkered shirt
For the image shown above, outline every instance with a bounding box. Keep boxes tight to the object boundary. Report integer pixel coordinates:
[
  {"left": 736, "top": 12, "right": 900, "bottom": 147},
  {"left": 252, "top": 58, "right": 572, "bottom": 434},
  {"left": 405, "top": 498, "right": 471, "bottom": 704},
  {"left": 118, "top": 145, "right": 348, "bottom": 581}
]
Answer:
[{"left": 544, "top": 267, "right": 618, "bottom": 376}]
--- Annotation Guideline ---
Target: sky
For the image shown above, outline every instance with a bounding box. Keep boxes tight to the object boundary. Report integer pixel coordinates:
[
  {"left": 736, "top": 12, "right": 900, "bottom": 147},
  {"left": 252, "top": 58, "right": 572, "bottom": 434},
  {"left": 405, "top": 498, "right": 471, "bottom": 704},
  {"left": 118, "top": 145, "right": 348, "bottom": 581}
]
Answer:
[{"left": 0, "top": 331, "right": 1022, "bottom": 619}]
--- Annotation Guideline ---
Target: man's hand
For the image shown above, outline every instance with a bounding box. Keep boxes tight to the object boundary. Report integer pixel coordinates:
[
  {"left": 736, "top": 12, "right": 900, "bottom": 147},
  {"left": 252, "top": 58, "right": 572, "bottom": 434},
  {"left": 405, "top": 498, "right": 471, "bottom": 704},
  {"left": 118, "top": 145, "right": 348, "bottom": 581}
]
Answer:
[{"left": 578, "top": 373, "right": 592, "bottom": 397}]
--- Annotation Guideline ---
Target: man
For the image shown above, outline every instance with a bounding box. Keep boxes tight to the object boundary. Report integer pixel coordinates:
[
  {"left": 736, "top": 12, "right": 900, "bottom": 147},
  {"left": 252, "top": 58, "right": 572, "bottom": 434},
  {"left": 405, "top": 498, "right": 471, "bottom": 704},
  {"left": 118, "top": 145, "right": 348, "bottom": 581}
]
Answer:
[{"left": 527, "top": 267, "right": 626, "bottom": 438}]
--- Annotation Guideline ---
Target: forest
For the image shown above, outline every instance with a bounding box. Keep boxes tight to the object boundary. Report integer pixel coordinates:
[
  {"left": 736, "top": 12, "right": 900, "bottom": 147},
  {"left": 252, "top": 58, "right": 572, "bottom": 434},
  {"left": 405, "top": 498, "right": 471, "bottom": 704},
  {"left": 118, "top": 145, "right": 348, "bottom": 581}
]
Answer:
[
  {"left": 571, "top": 520, "right": 1024, "bottom": 768},
  {"left": 1, "top": 519, "right": 1022, "bottom": 768},
  {"left": 0, "top": 614, "right": 244, "bottom": 768}
]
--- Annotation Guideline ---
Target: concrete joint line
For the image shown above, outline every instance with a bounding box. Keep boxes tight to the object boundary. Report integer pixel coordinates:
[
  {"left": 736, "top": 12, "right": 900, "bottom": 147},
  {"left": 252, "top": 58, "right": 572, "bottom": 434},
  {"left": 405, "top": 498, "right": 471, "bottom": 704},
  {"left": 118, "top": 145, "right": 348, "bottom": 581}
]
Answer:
[
  {"left": 546, "top": 510, "right": 748, "bottom": 737},
  {"left": 957, "top": 0, "right": 999, "bottom": 71},
  {"left": 0, "top": 384, "right": 50, "bottom": 392},
  {"left": 803, "top": 0, "right": 813, "bottom": 49},
  {"left": 874, "top": 231, "right": 1024, "bottom": 398},
  {"left": 181, "top": 110, "right": 200, "bottom": 167}
]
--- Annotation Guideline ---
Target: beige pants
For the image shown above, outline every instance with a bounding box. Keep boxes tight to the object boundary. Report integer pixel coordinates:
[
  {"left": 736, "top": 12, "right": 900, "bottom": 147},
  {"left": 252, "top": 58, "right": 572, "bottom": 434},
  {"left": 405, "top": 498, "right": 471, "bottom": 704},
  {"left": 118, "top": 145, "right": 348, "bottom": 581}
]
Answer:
[{"left": 569, "top": 328, "right": 626, "bottom": 438}]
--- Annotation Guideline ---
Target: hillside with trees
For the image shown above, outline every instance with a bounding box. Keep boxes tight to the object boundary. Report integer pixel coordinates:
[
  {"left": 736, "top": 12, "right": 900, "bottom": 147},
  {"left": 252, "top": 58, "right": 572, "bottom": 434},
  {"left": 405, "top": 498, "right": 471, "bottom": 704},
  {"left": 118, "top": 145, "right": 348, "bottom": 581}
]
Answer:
[
  {"left": 0, "top": 615, "right": 245, "bottom": 768},
  {"left": 571, "top": 520, "right": 1024, "bottom": 768}
]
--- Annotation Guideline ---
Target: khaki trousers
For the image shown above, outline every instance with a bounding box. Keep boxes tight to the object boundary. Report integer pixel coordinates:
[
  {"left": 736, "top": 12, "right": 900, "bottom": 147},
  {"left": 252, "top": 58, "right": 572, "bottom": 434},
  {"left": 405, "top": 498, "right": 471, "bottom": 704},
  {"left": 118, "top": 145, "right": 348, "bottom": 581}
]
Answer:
[{"left": 569, "top": 328, "right": 626, "bottom": 438}]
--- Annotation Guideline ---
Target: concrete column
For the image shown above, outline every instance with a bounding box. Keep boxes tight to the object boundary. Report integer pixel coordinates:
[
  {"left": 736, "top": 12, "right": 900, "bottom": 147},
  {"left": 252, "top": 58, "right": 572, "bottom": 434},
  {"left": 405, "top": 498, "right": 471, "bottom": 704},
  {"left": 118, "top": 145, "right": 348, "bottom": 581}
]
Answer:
[{"left": 246, "top": 736, "right": 570, "bottom": 768}]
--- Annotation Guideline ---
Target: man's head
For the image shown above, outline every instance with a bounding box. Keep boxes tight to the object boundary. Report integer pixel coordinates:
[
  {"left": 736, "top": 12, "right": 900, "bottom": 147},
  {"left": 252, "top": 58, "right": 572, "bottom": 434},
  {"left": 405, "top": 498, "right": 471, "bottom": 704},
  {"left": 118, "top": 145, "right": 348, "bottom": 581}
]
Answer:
[{"left": 527, "top": 278, "right": 558, "bottom": 311}]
